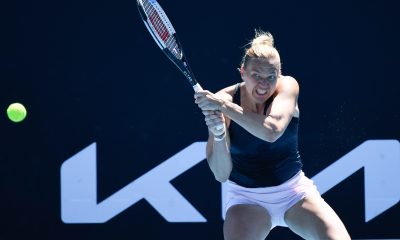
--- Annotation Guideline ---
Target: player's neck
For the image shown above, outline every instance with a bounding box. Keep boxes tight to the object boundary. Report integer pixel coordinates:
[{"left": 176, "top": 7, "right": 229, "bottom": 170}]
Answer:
[{"left": 241, "top": 91, "right": 266, "bottom": 114}]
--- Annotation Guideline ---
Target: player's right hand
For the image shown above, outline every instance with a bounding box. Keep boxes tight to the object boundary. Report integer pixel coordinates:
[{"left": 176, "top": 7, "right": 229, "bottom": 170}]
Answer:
[{"left": 202, "top": 110, "right": 226, "bottom": 136}]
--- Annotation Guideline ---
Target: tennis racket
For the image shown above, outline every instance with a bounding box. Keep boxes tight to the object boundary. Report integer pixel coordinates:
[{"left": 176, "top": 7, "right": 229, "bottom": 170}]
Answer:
[{"left": 136, "top": 0, "right": 225, "bottom": 133}]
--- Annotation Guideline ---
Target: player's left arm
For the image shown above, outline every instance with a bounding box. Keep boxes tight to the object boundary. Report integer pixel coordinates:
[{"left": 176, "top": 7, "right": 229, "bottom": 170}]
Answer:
[
  {"left": 218, "top": 76, "right": 299, "bottom": 142},
  {"left": 265, "top": 76, "right": 299, "bottom": 141}
]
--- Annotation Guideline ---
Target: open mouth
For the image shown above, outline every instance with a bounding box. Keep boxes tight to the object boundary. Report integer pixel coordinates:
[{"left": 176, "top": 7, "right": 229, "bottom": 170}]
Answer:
[{"left": 255, "top": 88, "right": 268, "bottom": 96}]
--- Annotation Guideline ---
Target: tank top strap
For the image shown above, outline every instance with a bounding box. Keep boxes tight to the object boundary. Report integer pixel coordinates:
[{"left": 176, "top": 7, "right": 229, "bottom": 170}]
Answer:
[
  {"left": 264, "top": 96, "right": 274, "bottom": 115},
  {"left": 233, "top": 83, "right": 241, "bottom": 105},
  {"left": 233, "top": 83, "right": 273, "bottom": 115}
]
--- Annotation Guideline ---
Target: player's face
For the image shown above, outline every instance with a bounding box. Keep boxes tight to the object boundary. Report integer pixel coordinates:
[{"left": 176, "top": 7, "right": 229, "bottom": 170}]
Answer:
[{"left": 240, "top": 58, "right": 279, "bottom": 104}]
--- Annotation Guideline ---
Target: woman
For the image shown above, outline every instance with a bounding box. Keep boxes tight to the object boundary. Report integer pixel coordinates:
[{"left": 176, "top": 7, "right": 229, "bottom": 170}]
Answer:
[{"left": 194, "top": 31, "right": 350, "bottom": 240}]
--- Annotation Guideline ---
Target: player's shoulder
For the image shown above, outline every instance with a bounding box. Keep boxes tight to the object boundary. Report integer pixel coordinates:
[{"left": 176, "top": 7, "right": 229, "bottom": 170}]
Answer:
[
  {"left": 216, "top": 84, "right": 239, "bottom": 102},
  {"left": 280, "top": 75, "right": 298, "bottom": 86},
  {"left": 277, "top": 75, "right": 299, "bottom": 93}
]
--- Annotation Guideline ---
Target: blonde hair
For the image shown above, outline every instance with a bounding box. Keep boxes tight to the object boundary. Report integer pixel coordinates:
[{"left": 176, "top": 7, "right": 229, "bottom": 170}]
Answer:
[{"left": 241, "top": 30, "right": 281, "bottom": 73}]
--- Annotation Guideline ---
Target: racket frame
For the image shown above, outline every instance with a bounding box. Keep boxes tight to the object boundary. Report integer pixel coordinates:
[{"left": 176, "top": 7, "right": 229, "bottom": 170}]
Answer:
[{"left": 137, "top": 0, "right": 202, "bottom": 91}]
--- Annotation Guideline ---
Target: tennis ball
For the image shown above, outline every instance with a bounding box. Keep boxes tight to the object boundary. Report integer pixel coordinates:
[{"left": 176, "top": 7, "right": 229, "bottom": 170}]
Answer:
[{"left": 7, "top": 103, "right": 27, "bottom": 123}]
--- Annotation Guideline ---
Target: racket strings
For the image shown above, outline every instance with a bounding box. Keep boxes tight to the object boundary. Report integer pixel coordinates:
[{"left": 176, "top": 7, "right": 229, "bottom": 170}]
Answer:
[
  {"left": 165, "top": 36, "right": 181, "bottom": 59},
  {"left": 143, "top": 2, "right": 169, "bottom": 40},
  {"left": 142, "top": 0, "right": 182, "bottom": 59}
]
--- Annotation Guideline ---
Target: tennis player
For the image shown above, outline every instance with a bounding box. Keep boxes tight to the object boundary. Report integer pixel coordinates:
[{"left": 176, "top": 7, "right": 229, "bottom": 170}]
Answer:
[{"left": 194, "top": 30, "right": 350, "bottom": 240}]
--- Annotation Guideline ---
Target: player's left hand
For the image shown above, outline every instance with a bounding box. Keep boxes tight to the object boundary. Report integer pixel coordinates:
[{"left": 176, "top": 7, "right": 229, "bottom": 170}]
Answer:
[{"left": 194, "top": 90, "right": 224, "bottom": 111}]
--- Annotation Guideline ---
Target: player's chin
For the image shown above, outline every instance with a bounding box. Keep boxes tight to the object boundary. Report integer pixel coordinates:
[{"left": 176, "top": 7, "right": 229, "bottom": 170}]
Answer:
[{"left": 252, "top": 92, "right": 269, "bottom": 103}]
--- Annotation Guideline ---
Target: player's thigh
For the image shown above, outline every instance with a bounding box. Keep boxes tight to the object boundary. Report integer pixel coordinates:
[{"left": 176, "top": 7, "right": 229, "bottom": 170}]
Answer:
[
  {"left": 224, "top": 204, "right": 272, "bottom": 240},
  {"left": 284, "top": 192, "right": 350, "bottom": 240}
]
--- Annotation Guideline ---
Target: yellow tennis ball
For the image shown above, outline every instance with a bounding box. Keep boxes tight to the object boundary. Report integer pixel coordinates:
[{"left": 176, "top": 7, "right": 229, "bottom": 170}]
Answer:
[{"left": 7, "top": 103, "right": 27, "bottom": 123}]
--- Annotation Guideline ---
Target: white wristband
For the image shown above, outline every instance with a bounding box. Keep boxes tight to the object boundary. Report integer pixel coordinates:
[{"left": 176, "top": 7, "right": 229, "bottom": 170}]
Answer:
[{"left": 214, "top": 132, "right": 226, "bottom": 141}]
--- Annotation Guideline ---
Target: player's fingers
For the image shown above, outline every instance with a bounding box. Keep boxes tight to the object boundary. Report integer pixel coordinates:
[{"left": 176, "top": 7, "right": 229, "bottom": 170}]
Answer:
[
  {"left": 197, "top": 101, "right": 209, "bottom": 109},
  {"left": 199, "top": 102, "right": 219, "bottom": 111},
  {"left": 205, "top": 113, "right": 218, "bottom": 120},
  {"left": 204, "top": 112, "right": 221, "bottom": 120},
  {"left": 206, "top": 119, "right": 224, "bottom": 130},
  {"left": 194, "top": 96, "right": 208, "bottom": 105},
  {"left": 194, "top": 90, "right": 210, "bottom": 99},
  {"left": 205, "top": 115, "right": 223, "bottom": 125},
  {"left": 202, "top": 110, "right": 214, "bottom": 116}
]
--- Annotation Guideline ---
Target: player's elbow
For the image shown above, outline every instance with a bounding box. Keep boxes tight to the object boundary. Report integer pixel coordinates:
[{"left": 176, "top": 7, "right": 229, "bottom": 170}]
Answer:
[
  {"left": 268, "top": 131, "right": 282, "bottom": 142},
  {"left": 261, "top": 127, "right": 284, "bottom": 143},
  {"left": 261, "top": 117, "right": 285, "bottom": 143},
  {"left": 214, "top": 174, "right": 230, "bottom": 183},
  {"left": 262, "top": 116, "right": 287, "bottom": 142},
  {"left": 212, "top": 165, "right": 232, "bottom": 183}
]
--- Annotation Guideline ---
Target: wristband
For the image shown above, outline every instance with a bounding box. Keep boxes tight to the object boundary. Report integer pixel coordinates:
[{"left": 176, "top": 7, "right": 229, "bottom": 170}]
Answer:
[{"left": 214, "top": 132, "right": 226, "bottom": 141}]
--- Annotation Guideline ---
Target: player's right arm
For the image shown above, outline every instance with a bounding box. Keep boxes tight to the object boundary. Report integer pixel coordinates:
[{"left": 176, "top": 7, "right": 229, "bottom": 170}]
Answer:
[
  {"left": 205, "top": 118, "right": 232, "bottom": 183},
  {"left": 203, "top": 86, "right": 236, "bottom": 183}
]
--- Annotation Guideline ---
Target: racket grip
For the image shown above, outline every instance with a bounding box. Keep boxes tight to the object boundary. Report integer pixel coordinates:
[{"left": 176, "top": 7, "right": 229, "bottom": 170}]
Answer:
[
  {"left": 193, "top": 83, "right": 226, "bottom": 134},
  {"left": 192, "top": 83, "right": 203, "bottom": 92}
]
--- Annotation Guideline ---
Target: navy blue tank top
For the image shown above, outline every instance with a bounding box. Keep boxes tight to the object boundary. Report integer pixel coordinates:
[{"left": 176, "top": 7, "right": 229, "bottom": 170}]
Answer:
[{"left": 228, "top": 84, "right": 302, "bottom": 187}]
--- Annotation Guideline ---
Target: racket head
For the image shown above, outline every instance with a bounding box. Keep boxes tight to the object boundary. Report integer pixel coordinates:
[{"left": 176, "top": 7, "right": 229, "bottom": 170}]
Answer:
[{"left": 137, "top": 0, "right": 183, "bottom": 60}]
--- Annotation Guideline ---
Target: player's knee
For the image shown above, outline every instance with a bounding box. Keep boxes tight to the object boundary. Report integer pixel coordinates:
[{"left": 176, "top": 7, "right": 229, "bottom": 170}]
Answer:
[{"left": 326, "top": 224, "right": 351, "bottom": 240}]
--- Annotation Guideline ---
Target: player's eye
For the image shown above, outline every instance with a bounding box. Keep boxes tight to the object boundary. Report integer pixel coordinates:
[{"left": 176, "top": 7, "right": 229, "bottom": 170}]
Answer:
[
  {"left": 252, "top": 74, "right": 262, "bottom": 80},
  {"left": 268, "top": 75, "right": 276, "bottom": 81}
]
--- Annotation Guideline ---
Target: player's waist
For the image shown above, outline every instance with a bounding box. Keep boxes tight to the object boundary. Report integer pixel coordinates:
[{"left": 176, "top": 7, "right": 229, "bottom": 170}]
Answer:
[{"left": 229, "top": 157, "right": 303, "bottom": 188}]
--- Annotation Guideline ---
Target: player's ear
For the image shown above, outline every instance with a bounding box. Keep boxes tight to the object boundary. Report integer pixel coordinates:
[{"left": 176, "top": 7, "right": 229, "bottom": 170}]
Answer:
[{"left": 238, "top": 67, "right": 245, "bottom": 79}]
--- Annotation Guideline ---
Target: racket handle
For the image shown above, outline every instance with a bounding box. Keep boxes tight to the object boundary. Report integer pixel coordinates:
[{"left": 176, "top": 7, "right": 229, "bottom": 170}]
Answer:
[
  {"left": 192, "top": 83, "right": 226, "bottom": 134},
  {"left": 192, "top": 83, "right": 203, "bottom": 92}
]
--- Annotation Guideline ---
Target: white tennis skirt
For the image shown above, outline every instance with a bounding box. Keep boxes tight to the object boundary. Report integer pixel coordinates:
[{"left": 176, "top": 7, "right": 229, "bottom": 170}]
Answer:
[{"left": 224, "top": 170, "right": 319, "bottom": 229}]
